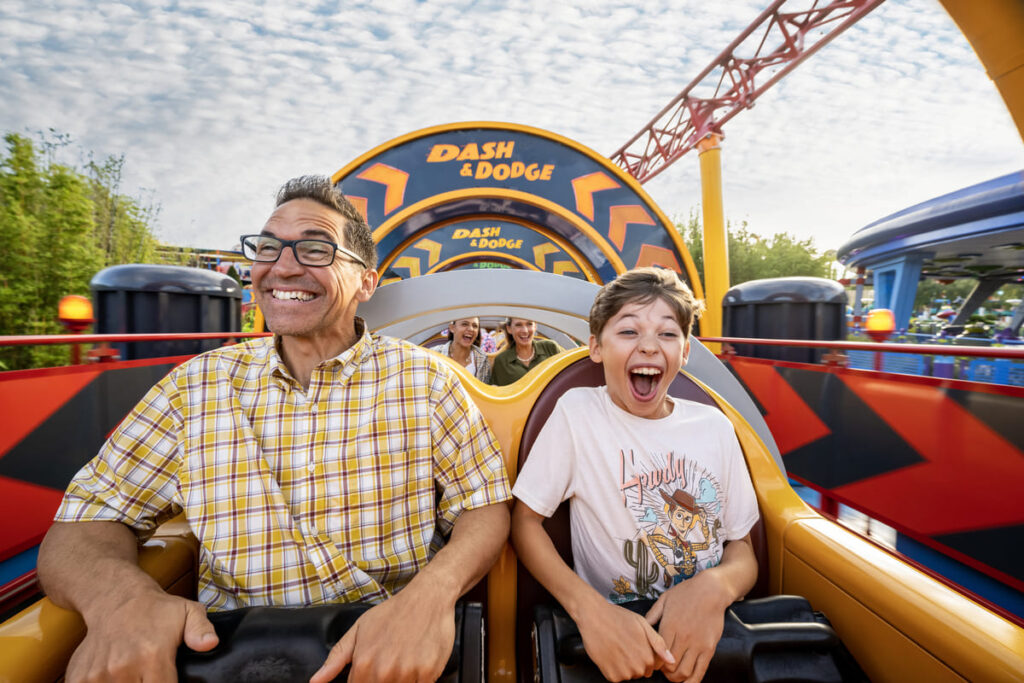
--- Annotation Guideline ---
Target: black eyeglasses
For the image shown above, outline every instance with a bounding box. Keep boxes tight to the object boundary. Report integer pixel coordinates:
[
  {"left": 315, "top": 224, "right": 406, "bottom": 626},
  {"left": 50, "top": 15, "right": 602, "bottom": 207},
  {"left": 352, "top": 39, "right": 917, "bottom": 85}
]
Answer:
[{"left": 239, "top": 234, "right": 367, "bottom": 269}]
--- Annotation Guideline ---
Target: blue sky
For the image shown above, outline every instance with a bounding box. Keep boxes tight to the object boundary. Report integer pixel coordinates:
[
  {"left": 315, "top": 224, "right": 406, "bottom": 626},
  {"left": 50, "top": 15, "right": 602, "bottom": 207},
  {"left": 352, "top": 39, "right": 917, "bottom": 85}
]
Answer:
[{"left": 1, "top": 0, "right": 1022, "bottom": 254}]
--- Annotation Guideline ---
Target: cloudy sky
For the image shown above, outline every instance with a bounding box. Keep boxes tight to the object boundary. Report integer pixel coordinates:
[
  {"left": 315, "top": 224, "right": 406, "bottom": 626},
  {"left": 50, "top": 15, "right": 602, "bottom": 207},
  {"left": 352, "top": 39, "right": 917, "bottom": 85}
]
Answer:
[{"left": 1, "top": 0, "right": 1022, "bottom": 256}]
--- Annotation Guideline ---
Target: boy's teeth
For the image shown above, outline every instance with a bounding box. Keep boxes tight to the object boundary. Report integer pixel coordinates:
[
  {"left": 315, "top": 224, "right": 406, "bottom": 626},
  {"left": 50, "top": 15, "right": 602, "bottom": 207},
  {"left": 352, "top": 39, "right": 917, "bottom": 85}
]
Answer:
[
  {"left": 272, "top": 290, "right": 314, "bottom": 301},
  {"left": 631, "top": 367, "right": 661, "bottom": 376}
]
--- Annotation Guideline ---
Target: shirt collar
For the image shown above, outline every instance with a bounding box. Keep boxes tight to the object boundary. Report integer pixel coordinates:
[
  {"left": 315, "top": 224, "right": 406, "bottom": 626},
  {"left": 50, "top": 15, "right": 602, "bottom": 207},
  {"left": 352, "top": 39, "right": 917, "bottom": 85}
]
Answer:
[{"left": 267, "top": 317, "right": 374, "bottom": 387}]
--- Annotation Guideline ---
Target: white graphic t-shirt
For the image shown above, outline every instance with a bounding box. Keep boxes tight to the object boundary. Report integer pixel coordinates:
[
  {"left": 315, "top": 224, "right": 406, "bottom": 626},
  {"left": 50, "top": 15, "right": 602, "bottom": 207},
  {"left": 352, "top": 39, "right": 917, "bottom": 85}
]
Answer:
[{"left": 513, "top": 386, "right": 759, "bottom": 603}]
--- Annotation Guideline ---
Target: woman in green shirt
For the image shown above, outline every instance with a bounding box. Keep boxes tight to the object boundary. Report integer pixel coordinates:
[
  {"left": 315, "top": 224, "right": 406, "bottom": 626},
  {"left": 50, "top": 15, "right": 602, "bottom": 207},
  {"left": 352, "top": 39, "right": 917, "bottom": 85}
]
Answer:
[{"left": 490, "top": 317, "right": 564, "bottom": 386}]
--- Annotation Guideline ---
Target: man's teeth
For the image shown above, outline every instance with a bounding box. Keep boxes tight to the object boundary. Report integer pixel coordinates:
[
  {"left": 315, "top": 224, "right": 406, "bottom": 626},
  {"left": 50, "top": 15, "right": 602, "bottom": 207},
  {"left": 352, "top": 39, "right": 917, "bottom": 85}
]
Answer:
[
  {"left": 631, "top": 367, "right": 661, "bottom": 376},
  {"left": 272, "top": 290, "right": 315, "bottom": 301}
]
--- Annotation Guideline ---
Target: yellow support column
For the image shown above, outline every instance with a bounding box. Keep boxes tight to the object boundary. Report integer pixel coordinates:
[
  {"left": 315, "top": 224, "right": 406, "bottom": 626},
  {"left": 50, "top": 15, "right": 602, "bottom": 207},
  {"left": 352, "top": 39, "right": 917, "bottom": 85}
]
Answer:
[{"left": 697, "top": 133, "right": 728, "bottom": 352}]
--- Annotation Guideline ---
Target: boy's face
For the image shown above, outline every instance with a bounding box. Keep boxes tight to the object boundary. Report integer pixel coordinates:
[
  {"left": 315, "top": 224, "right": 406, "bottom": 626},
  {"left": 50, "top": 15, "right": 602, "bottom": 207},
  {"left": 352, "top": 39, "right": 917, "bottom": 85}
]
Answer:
[{"left": 589, "top": 297, "right": 690, "bottom": 420}]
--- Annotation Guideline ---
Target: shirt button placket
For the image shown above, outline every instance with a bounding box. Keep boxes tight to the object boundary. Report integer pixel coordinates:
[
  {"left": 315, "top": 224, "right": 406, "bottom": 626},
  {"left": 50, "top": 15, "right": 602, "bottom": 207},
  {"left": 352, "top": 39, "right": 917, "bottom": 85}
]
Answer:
[{"left": 308, "top": 399, "right": 318, "bottom": 474}]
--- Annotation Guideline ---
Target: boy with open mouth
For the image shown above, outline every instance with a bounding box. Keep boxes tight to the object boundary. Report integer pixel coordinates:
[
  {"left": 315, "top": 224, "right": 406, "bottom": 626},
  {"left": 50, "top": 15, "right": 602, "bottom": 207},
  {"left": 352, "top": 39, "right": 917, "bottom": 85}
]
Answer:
[{"left": 511, "top": 267, "right": 759, "bottom": 682}]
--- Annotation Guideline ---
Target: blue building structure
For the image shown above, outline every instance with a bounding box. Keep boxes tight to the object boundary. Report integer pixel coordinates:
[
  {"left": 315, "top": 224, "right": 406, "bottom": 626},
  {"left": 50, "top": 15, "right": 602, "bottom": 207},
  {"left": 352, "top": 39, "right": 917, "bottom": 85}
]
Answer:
[{"left": 837, "top": 171, "right": 1024, "bottom": 333}]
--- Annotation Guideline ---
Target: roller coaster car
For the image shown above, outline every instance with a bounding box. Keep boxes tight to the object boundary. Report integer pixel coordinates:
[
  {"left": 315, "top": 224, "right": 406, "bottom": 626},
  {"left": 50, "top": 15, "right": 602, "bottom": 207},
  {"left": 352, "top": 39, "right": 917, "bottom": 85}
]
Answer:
[{"left": 2, "top": 267, "right": 1023, "bottom": 682}]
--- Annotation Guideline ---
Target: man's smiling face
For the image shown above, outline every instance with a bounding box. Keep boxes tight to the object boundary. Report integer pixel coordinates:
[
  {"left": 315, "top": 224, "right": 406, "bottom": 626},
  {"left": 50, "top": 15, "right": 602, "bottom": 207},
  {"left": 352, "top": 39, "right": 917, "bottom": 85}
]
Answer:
[{"left": 251, "top": 198, "right": 373, "bottom": 343}]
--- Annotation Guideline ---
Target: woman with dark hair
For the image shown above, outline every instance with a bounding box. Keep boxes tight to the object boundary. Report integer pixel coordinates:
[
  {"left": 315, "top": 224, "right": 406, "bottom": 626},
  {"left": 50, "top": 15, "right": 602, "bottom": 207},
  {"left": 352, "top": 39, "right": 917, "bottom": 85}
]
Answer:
[
  {"left": 489, "top": 317, "right": 563, "bottom": 386},
  {"left": 439, "top": 317, "right": 491, "bottom": 382}
]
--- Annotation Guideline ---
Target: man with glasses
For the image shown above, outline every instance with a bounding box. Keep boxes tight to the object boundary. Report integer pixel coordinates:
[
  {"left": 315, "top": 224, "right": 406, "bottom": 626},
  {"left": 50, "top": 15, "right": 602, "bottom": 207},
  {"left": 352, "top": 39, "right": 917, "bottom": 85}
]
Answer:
[{"left": 38, "top": 175, "right": 512, "bottom": 682}]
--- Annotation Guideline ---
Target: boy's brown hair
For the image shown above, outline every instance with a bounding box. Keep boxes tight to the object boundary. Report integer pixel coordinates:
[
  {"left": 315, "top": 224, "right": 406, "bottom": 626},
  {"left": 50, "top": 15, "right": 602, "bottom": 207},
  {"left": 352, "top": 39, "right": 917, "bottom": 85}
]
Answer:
[{"left": 589, "top": 267, "right": 705, "bottom": 339}]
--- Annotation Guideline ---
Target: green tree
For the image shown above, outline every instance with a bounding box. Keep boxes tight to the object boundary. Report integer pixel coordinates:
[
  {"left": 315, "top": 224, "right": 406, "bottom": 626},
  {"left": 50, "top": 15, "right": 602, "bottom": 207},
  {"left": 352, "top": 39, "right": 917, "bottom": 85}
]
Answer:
[
  {"left": 87, "top": 153, "right": 163, "bottom": 265},
  {"left": 912, "top": 278, "right": 977, "bottom": 312},
  {"left": 676, "top": 211, "right": 835, "bottom": 291},
  {"left": 0, "top": 132, "right": 171, "bottom": 369},
  {"left": 0, "top": 133, "right": 103, "bottom": 368}
]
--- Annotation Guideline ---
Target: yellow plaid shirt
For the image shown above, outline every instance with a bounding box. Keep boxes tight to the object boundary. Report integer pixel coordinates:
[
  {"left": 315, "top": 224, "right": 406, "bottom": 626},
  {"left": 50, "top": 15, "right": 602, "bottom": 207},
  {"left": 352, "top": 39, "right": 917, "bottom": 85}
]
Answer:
[{"left": 56, "top": 322, "right": 511, "bottom": 610}]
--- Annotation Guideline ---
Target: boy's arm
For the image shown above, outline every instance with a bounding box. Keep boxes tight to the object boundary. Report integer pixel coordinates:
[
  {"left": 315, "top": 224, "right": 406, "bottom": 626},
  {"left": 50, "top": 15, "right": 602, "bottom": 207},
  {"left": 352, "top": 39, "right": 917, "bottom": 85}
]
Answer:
[
  {"left": 511, "top": 500, "right": 675, "bottom": 682},
  {"left": 644, "top": 533, "right": 757, "bottom": 683}
]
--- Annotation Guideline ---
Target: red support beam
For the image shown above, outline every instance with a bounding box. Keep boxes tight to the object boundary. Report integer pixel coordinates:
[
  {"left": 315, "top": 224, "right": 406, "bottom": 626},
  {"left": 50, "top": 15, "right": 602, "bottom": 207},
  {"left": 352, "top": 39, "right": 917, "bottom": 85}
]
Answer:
[{"left": 610, "top": 0, "right": 885, "bottom": 183}]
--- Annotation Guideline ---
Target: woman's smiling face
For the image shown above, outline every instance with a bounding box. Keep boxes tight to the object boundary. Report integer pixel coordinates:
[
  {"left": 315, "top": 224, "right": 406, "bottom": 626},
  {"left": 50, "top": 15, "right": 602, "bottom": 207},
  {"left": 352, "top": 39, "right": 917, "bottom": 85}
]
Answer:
[
  {"left": 449, "top": 318, "right": 480, "bottom": 349},
  {"left": 507, "top": 318, "right": 536, "bottom": 347}
]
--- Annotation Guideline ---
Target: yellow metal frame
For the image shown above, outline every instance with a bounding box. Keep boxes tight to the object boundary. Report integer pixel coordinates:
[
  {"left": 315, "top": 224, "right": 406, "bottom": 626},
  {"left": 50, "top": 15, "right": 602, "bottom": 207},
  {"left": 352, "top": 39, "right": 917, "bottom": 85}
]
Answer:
[{"left": 697, "top": 134, "right": 727, "bottom": 350}]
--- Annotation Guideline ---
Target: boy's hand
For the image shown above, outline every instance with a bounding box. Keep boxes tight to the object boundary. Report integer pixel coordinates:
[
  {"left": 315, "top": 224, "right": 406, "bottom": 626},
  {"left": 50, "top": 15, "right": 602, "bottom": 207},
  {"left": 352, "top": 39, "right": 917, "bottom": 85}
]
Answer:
[
  {"left": 645, "top": 572, "right": 730, "bottom": 683},
  {"left": 575, "top": 598, "right": 675, "bottom": 682}
]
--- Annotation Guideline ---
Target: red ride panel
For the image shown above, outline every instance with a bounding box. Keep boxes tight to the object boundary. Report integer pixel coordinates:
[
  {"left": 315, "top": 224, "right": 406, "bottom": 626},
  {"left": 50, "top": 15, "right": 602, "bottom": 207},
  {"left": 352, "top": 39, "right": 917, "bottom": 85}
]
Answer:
[
  {"left": 0, "top": 475, "right": 64, "bottom": 561},
  {"left": 0, "top": 366, "right": 101, "bottom": 459},
  {"left": 837, "top": 375, "right": 1024, "bottom": 535}
]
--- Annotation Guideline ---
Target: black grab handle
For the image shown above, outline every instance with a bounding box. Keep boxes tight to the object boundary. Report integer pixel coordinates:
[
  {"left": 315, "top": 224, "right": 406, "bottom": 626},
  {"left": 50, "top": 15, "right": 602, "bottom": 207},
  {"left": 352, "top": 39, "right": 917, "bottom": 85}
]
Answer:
[
  {"left": 536, "top": 595, "right": 867, "bottom": 683},
  {"left": 177, "top": 602, "right": 475, "bottom": 683}
]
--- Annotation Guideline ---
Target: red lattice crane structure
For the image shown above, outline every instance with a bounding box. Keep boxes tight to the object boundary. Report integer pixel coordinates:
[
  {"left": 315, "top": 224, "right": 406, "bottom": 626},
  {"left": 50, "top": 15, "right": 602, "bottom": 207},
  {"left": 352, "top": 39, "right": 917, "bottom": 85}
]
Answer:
[{"left": 610, "top": 0, "right": 885, "bottom": 183}]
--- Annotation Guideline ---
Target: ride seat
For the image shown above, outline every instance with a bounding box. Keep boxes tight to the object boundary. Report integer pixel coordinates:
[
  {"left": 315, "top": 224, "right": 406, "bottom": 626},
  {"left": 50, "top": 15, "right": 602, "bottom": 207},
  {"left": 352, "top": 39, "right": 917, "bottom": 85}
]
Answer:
[{"left": 514, "top": 356, "right": 769, "bottom": 679}]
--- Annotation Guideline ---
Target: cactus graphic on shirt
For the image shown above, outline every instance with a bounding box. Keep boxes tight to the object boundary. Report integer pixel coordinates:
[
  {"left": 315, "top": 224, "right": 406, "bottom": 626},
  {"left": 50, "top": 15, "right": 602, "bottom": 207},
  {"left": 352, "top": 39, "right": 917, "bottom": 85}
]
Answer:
[{"left": 623, "top": 538, "right": 660, "bottom": 598}]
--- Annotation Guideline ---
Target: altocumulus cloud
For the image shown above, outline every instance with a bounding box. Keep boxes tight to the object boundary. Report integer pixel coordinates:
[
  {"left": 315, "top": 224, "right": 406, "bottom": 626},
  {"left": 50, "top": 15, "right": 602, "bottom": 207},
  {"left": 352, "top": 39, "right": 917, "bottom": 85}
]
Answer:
[{"left": 0, "top": 0, "right": 1020, "bottom": 252}]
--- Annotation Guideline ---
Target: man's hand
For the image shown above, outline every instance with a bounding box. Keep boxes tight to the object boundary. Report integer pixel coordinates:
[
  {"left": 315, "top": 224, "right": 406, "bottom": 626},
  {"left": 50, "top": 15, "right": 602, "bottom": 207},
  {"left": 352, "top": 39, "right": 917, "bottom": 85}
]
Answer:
[
  {"left": 65, "top": 591, "right": 217, "bottom": 683},
  {"left": 311, "top": 584, "right": 455, "bottom": 683},
  {"left": 311, "top": 504, "right": 508, "bottom": 682},
  {"left": 574, "top": 597, "right": 674, "bottom": 682},
  {"left": 37, "top": 521, "right": 218, "bottom": 683}
]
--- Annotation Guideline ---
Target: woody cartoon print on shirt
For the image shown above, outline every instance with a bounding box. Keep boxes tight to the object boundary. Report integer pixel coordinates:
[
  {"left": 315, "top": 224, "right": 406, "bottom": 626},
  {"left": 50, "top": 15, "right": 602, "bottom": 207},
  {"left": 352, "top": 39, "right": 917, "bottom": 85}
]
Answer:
[{"left": 611, "top": 449, "right": 725, "bottom": 603}]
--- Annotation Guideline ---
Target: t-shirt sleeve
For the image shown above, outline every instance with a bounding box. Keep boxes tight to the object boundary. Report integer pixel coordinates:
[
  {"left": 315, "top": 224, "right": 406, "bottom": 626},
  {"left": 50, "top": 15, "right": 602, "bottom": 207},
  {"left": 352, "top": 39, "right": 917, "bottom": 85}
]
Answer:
[
  {"left": 511, "top": 395, "right": 576, "bottom": 518},
  {"left": 430, "top": 368, "right": 512, "bottom": 533},
  {"left": 718, "top": 416, "right": 759, "bottom": 541},
  {"left": 54, "top": 372, "right": 184, "bottom": 539}
]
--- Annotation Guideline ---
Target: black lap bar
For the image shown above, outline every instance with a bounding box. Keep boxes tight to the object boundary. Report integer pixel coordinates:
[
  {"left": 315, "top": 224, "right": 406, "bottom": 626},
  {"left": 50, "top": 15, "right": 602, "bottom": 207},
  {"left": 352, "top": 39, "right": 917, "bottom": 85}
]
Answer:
[
  {"left": 177, "top": 601, "right": 483, "bottom": 683},
  {"left": 533, "top": 595, "right": 867, "bottom": 683}
]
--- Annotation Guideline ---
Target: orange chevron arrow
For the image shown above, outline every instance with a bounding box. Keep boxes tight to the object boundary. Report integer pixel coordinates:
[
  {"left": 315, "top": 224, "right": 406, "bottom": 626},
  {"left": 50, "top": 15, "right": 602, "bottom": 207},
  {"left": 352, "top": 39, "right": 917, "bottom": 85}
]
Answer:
[
  {"left": 356, "top": 163, "right": 409, "bottom": 215},
  {"left": 414, "top": 238, "right": 442, "bottom": 267},
  {"left": 533, "top": 243, "right": 559, "bottom": 270},
  {"left": 347, "top": 196, "right": 369, "bottom": 221},
  {"left": 552, "top": 261, "right": 580, "bottom": 276},
  {"left": 608, "top": 205, "right": 656, "bottom": 251},
  {"left": 392, "top": 256, "right": 421, "bottom": 279},
  {"left": 635, "top": 244, "right": 682, "bottom": 273},
  {"left": 571, "top": 172, "right": 620, "bottom": 221}
]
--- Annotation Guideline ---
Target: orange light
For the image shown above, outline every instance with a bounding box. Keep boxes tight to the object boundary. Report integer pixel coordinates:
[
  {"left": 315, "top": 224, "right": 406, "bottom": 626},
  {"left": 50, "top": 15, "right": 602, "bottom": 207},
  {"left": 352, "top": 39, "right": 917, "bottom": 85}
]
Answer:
[
  {"left": 58, "top": 294, "right": 94, "bottom": 322},
  {"left": 58, "top": 294, "right": 94, "bottom": 333},
  {"left": 865, "top": 308, "right": 895, "bottom": 334}
]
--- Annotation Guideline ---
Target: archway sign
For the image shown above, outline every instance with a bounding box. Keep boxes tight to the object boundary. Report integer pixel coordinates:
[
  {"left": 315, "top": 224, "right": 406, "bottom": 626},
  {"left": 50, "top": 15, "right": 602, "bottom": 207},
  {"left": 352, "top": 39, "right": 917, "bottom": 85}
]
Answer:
[{"left": 330, "top": 121, "right": 703, "bottom": 301}]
